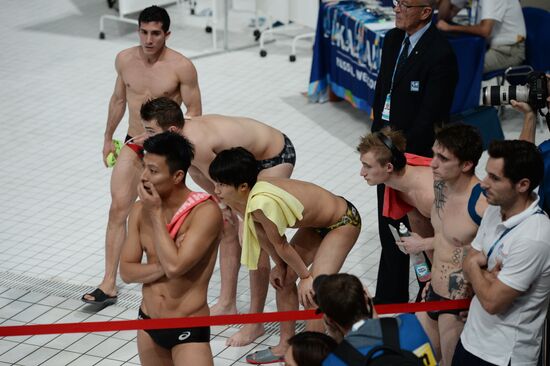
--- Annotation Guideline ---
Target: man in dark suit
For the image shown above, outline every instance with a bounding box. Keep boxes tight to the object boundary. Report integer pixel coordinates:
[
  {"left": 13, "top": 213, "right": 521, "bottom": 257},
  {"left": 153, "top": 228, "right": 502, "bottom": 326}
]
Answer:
[{"left": 371, "top": 0, "right": 458, "bottom": 304}]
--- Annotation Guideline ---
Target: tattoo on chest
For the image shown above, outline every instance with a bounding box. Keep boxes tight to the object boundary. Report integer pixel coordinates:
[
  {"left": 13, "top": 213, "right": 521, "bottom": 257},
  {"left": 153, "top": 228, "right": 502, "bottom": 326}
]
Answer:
[{"left": 434, "top": 180, "right": 447, "bottom": 216}]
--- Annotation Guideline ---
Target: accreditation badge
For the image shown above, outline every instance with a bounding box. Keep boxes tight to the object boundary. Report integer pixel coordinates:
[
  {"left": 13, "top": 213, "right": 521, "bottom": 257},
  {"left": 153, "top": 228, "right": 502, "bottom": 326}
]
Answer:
[{"left": 382, "top": 94, "right": 391, "bottom": 121}]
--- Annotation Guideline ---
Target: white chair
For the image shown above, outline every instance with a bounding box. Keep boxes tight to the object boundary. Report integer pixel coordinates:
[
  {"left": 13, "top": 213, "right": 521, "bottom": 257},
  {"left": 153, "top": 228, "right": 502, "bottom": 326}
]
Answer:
[{"left": 257, "top": 0, "right": 318, "bottom": 62}]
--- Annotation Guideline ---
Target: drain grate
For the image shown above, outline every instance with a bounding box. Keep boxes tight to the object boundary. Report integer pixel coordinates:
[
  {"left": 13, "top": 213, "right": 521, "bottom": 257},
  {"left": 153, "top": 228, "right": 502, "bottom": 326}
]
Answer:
[
  {"left": 0, "top": 271, "right": 304, "bottom": 336},
  {"left": 0, "top": 271, "right": 142, "bottom": 309}
]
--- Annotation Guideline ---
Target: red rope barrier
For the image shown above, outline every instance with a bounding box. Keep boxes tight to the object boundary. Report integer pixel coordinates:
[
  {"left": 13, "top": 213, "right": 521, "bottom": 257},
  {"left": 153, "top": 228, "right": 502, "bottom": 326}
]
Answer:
[{"left": 0, "top": 299, "right": 471, "bottom": 337}]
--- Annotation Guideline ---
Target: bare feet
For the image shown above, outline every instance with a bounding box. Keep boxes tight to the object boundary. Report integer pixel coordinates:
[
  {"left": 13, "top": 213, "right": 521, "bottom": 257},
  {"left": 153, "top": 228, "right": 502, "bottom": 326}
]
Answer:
[
  {"left": 226, "top": 323, "right": 266, "bottom": 347},
  {"left": 209, "top": 302, "right": 238, "bottom": 316}
]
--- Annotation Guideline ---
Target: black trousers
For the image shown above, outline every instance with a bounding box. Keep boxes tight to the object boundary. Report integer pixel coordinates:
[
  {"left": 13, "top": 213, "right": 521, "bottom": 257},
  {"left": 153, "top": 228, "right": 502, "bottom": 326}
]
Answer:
[
  {"left": 452, "top": 339, "right": 506, "bottom": 366},
  {"left": 374, "top": 184, "right": 427, "bottom": 304}
]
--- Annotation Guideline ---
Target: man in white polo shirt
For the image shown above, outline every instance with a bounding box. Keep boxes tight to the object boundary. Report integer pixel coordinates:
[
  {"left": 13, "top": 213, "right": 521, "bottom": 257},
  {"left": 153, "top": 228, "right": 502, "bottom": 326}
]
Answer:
[
  {"left": 453, "top": 139, "right": 550, "bottom": 366},
  {"left": 436, "top": 0, "right": 526, "bottom": 72}
]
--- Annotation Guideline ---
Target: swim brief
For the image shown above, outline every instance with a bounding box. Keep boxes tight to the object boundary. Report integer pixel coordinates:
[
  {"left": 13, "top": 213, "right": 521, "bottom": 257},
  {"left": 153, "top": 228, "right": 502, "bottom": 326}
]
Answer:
[
  {"left": 138, "top": 308, "right": 210, "bottom": 349},
  {"left": 425, "top": 285, "right": 468, "bottom": 321},
  {"left": 257, "top": 134, "right": 296, "bottom": 170},
  {"left": 125, "top": 134, "right": 144, "bottom": 159},
  {"left": 315, "top": 199, "right": 362, "bottom": 238}
]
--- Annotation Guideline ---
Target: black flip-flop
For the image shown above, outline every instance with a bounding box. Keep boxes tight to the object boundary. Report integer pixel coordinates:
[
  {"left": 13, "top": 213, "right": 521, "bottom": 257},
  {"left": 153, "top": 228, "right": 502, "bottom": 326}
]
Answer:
[{"left": 81, "top": 288, "right": 117, "bottom": 306}]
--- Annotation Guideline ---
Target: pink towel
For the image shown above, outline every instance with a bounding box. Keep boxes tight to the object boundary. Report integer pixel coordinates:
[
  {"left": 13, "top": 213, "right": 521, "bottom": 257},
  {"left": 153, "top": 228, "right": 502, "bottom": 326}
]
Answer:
[{"left": 166, "top": 192, "right": 212, "bottom": 239}]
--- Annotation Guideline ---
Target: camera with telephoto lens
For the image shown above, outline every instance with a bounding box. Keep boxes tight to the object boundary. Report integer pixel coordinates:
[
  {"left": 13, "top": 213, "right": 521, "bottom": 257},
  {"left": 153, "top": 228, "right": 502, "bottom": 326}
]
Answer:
[
  {"left": 482, "top": 71, "right": 550, "bottom": 130},
  {"left": 482, "top": 71, "right": 548, "bottom": 109}
]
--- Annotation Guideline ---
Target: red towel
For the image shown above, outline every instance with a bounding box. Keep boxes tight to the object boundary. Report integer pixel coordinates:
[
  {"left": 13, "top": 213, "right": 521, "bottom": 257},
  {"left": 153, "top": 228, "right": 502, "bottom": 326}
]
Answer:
[
  {"left": 166, "top": 192, "right": 212, "bottom": 239},
  {"left": 383, "top": 153, "right": 432, "bottom": 220}
]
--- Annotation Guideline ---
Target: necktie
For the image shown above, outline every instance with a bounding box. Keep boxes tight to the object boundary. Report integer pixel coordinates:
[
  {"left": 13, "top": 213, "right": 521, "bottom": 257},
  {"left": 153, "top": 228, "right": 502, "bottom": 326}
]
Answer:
[{"left": 394, "top": 37, "right": 410, "bottom": 81}]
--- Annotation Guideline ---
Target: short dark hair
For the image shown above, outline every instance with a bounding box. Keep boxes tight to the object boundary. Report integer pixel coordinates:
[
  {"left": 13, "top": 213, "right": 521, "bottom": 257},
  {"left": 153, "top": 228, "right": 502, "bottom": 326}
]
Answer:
[
  {"left": 209, "top": 147, "right": 259, "bottom": 188},
  {"left": 143, "top": 131, "right": 194, "bottom": 176},
  {"left": 138, "top": 5, "right": 170, "bottom": 32},
  {"left": 313, "top": 273, "right": 371, "bottom": 329},
  {"left": 287, "top": 332, "right": 337, "bottom": 366},
  {"left": 141, "top": 97, "right": 184, "bottom": 130},
  {"left": 488, "top": 140, "right": 543, "bottom": 194},
  {"left": 435, "top": 124, "right": 483, "bottom": 174}
]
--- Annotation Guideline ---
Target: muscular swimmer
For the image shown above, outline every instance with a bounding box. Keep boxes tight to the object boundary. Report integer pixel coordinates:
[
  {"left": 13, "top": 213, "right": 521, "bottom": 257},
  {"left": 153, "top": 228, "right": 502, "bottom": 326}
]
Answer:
[
  {"left": 120, "top": 132, "right": 222, "bottom": 366},
  {"left": 83, "top": 6, "right": 201, "bottom": 306},
  {"left": 411, "top": 125, "right": 488, "bottom": 366}
]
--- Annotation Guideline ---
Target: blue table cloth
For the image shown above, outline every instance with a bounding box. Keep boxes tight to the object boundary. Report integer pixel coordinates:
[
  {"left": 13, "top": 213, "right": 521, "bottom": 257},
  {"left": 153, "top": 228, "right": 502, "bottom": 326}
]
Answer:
[{"left": 308, "top": 1, "right": 485, "bottom": 115}]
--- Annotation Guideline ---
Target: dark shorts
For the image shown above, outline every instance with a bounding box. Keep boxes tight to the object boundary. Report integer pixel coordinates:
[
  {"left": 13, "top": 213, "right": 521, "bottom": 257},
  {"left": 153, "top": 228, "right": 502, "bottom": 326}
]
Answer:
[
  {"left": 257, "top": 134, "right": 296, "bottom": 170},
  {"left": 315, "top": 199, "right": 362, "bottom": 238},
  {"left": 452, "top": 339, "right": 506, "bottom": 366},
  {"left": 425, "top": 285, "right": 467, "bottom": 321},
  {"left": 125, "top": 134, "right": 144, "bottom": 159},
  {"left": 138, "top": 308, "right": 210, "bottom": 350}
]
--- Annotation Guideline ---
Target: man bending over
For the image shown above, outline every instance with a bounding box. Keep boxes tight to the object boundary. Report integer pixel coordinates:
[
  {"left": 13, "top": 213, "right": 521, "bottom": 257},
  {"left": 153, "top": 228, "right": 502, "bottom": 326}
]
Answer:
[{"left": 209, "top": 147, "right": 361, "bottom": 364}]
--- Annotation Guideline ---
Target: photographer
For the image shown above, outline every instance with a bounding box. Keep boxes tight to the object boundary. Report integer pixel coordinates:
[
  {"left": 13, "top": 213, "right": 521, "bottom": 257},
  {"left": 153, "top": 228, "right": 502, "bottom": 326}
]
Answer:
[{"left": 511, "top": 73, "right": 550, "bottom": 214}]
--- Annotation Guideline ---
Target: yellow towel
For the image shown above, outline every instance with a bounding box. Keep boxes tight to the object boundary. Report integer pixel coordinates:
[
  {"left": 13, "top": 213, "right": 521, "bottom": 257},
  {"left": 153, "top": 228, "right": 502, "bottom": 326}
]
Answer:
[{"left": 242, "top": 181, "right": 304, "bottom": 269}]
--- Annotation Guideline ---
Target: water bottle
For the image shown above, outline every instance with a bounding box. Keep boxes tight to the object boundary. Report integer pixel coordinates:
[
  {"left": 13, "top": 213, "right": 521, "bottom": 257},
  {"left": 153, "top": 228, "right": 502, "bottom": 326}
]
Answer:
[{"left": 399, "top": 223, "right": 431, "bottom": 282}]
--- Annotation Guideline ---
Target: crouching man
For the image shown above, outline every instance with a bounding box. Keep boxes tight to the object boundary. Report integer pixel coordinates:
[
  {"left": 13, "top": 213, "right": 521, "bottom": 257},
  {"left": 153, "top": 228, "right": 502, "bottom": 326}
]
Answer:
[{"left": 209, "top": 147, "right": 361, "bottom": 364}]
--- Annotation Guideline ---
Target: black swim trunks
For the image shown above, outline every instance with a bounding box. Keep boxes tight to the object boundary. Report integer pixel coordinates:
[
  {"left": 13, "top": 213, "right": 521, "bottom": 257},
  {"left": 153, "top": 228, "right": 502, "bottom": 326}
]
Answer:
[
  {"left": 138, "top": 308, "right": 210, "bottom": 349},
  {"left": 257, "top": 134, "right": 296, "bottom": 170},
  {"left": 315, "top": 199, "right": 362, "bottom": 238},
  {"left": 425, "top": 285, "right": 468, "bottom": 321}
]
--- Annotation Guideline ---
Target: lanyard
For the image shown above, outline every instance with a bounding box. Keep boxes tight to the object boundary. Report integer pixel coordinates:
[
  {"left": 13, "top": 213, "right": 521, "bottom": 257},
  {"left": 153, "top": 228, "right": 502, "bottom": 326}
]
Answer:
[{"left": 486, "top": 209, "right": 545, "bottom": 260}]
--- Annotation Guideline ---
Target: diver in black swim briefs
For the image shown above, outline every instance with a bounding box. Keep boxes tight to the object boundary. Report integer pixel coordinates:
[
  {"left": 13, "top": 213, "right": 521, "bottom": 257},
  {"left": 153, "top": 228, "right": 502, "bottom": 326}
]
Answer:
[
  {"left": 257, "top": 134, "right": 297, "bottom": 170},
  {"left": 138, "top": 308, "right": 210, "bottom": 349}
]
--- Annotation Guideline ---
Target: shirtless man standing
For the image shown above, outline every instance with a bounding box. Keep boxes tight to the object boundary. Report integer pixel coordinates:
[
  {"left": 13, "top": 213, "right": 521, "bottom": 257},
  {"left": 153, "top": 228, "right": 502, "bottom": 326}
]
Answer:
[
  {"left": 408, "top": 124, "right": 488, "bottom": 366},
  {"left": 140, "top": 97, "right": 296, "bottom": 346},
  {"left": 358, "top": 128, "right": 434, "bottom": 301},
  {"left": 209, "top": 147, "right": 361, "bottom": 364},
  {"left": 82, "top": 6, "right": 202, "bottom": 305},
  {"left": 358, "top": 128, "right": 434, "bottom": 238},
  {"left": 120, "top": 132, "right": 222, "bottom": 366}
]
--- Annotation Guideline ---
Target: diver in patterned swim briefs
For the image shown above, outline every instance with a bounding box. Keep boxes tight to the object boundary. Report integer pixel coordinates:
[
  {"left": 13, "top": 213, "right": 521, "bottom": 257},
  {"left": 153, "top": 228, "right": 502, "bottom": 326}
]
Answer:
[{"left": 209, "top": 147, "right": 361, "bottom": 364}]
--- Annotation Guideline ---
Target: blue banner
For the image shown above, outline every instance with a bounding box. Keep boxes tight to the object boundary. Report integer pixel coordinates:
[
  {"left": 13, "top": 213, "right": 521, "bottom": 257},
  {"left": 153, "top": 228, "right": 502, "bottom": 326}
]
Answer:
[
  {"left": 309, "top": 1, "right": 485, "bottom": 115},
  {"left": 309, "top": 2, "right": 387, "bottom": 113}
]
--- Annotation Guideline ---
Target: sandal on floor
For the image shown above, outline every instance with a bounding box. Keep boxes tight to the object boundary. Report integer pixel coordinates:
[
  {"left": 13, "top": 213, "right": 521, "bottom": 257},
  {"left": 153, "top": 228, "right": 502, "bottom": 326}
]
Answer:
[
  {"left": 81, "top": 288, "right": 117, "bottom": 306},
  {"left": 245, "top": 348, "right": 284, "bottom": 364}
]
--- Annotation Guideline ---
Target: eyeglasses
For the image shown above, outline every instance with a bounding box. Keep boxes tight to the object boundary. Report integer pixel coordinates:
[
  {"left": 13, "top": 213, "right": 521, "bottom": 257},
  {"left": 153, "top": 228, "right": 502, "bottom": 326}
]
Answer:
[{"left": 393, "top": 0, "right": 431, "bottom": 10}]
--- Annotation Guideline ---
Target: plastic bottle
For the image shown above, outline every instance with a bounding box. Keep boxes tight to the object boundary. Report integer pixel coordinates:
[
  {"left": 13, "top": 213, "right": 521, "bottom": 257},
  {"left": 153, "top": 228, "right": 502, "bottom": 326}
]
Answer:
[{"left": 398, "top": 223, "right": 431, "bottom": 282}]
